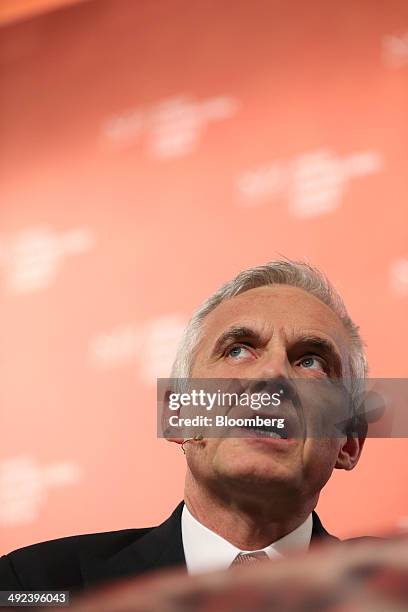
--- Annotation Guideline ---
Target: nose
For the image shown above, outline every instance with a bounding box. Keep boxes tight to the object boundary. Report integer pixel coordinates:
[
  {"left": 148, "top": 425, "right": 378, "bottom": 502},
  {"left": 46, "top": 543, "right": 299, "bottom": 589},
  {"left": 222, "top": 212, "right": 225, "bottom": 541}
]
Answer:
[
  {"left": 247, "top": 345, "right": 297, "bottom": 409},
  {"left": 253, "top": 344, "right": 291, "bottom": 380}
]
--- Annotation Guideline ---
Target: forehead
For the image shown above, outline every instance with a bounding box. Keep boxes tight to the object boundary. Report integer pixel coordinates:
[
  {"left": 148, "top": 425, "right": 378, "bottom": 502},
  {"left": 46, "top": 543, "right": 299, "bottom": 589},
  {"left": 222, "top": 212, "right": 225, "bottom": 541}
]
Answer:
[{"left": 200, "top": 285, "right": 350, "bottom": 346}]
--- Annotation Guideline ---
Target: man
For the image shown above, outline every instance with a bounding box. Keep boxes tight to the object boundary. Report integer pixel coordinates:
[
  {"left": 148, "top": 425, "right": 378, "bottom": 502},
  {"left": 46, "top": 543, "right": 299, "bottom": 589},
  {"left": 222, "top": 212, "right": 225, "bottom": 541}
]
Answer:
[{"left": 0, "top": 260, "right": 368, "bottom": 592}]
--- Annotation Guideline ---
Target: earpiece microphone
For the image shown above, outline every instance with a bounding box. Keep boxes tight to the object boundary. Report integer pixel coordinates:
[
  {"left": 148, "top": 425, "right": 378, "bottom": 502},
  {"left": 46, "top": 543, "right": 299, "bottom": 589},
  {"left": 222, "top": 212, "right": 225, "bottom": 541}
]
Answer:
[{"left": 181, "top": 434, "right": 203, "bottom": 453}]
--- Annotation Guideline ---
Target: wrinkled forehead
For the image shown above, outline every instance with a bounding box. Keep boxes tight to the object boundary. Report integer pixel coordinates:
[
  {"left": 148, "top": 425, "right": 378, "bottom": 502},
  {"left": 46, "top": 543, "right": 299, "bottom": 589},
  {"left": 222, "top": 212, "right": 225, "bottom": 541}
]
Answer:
[{"left": 199, "top": 285, "right": 352, "bottom": 355}]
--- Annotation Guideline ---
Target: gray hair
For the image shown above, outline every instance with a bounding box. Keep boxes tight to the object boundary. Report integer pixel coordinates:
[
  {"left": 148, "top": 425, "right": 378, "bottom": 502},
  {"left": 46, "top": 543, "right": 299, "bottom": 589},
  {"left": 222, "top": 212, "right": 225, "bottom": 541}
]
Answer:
[{"left": 171, "top": 260, "right": 368, "bottom": 390}]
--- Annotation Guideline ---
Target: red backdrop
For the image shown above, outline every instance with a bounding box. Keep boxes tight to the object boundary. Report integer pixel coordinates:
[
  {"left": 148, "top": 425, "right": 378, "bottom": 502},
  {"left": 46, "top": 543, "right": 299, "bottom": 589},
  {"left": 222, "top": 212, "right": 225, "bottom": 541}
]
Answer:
[{"left": 1, "top": 0, "right": 408, "bottom": 554}]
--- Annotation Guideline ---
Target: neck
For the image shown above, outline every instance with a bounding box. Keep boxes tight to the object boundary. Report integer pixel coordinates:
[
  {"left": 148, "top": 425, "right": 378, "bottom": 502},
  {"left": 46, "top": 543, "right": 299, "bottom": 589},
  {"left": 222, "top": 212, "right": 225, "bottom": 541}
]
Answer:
[{"left": 184, "top": 471, "right": 317, "bottom": 550}]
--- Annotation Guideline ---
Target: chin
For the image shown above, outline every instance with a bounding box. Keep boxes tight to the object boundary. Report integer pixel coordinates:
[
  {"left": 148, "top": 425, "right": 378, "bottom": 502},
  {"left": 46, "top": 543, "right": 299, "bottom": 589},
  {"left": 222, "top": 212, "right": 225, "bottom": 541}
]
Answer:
[{"left": 214, "top": 455, "right": 300, "bottom": 490}]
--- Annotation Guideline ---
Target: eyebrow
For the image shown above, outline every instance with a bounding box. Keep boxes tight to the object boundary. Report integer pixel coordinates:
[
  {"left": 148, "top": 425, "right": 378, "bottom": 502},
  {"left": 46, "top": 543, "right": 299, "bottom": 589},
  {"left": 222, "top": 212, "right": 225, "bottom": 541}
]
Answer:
[
  {"left": 211, "top": 328, "right": 343, "bottom": 374},
  {"left": 211, "top": 326, "right": 267, "bottom": 357},
  {"left": 289, "top": 334, "right": 343, "bottom": 375},
  {"left": 294, "top": 335, "right": 338, "bottom": 354}
]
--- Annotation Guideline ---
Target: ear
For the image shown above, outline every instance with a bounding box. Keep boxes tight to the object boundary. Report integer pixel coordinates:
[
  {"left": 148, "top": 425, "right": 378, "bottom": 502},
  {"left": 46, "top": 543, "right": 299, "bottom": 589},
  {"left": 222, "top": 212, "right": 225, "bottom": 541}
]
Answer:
[
  {"left": 160, "top": 386, "right": 184, "bottom": 446},
  {"left": 335, "top": 434, "right": 365, "bottom": 470}
]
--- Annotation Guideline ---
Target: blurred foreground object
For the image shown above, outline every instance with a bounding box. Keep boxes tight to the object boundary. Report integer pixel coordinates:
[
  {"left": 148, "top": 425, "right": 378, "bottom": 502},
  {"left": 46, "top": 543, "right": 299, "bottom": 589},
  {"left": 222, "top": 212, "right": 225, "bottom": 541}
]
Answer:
[{"left": 71, "top": 536, "right": 408, "bottom": 612}]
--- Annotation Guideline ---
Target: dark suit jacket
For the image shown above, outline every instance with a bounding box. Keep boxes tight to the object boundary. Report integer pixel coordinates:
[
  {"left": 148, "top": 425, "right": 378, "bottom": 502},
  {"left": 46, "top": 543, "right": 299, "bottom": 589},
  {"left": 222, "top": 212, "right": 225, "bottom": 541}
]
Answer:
[{"left": 0, "top": 502, "right": 340, "bottom": 594}]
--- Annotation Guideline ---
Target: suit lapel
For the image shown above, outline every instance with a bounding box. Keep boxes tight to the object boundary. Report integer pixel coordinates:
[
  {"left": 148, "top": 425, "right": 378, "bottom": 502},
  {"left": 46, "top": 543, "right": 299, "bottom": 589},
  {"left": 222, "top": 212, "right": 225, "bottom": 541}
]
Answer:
[
  {"left": 80, "top": 502, "right": 186, "bottom": 589},
  {"left": 310, "top": 510, "right": 339, "bottom": 546},
  {"left": 80, "top": 504, "right": 337, "bottom": 588}
]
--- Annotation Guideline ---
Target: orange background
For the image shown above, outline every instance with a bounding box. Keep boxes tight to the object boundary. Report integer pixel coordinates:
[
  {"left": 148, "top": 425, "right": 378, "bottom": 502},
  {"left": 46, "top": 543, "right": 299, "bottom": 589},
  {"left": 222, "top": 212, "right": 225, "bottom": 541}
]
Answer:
[{"left": 1, "top": 0, "right": 407, "bottom": 554}]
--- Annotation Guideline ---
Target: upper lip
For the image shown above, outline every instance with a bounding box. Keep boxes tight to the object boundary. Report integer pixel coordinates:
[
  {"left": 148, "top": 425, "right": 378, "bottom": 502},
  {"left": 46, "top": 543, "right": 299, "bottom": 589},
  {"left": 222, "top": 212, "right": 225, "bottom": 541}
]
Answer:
[{"left": 227, "top": 378, "right": 304, "bottom": 438}]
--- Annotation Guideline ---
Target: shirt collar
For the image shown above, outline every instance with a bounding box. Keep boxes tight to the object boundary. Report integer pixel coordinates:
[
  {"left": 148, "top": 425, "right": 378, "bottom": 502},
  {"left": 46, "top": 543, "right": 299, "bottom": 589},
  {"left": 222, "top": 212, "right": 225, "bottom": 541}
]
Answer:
[{"left": 181, "top": 503, "right": 313, "bottom": 575}]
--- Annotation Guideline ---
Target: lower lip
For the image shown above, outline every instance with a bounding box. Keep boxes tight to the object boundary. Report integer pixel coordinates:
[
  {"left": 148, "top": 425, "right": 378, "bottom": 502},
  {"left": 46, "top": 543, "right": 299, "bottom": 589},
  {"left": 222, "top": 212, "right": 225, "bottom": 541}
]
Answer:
[{"left": 235, "top": 428, "right": 297, "bottom": 446}]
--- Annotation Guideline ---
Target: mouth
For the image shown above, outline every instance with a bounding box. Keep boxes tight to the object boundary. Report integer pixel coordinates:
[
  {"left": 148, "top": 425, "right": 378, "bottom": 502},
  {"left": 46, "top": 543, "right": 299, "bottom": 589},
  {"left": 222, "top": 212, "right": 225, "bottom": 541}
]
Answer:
[
  {"left": 241, "top": 422, "right": 289, "bottom": 439},
  {"left": 224, "top": 408, "right": 300, "bottom": 442},
  {"left": 216, "top": 400, "right": 302, "bottom": 443}
]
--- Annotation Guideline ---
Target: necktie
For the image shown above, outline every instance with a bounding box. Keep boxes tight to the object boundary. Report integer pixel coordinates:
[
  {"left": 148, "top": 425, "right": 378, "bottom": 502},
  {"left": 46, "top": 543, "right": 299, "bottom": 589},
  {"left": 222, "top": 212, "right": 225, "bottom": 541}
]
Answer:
[{"left": 230, "top": 551, "right": 269, "bottom": 567}]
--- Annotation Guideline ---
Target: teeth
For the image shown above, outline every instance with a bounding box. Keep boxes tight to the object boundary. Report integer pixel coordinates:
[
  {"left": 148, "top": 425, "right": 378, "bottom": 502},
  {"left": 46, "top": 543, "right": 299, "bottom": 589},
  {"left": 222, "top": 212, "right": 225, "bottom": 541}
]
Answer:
[
  {"left": 241, "top": 423, "right": 288, "bottom": 439},
  {"left": 252, "top": 428, "right": 282, "bottom": 439}
]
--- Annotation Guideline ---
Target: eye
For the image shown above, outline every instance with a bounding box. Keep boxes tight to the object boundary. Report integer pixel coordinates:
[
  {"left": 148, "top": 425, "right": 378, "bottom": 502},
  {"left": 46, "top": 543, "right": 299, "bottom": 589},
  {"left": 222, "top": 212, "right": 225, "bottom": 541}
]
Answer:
[
  {"left": 297, "top": 355, "right": 326, "bottom": 372},
  {"left": 225, "top": 344, "right": 253, "bottom": 360}
]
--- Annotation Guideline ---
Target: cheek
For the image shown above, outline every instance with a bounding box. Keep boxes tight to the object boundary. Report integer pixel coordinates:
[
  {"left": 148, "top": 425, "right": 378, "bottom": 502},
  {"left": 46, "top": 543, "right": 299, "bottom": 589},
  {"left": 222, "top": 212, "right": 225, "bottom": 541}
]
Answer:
[
  {"left": 302, "top": 438, "right": 341, "bottom": 483},
  {"left": 186, "top": 438, "right": 220, "bottom": 476}
]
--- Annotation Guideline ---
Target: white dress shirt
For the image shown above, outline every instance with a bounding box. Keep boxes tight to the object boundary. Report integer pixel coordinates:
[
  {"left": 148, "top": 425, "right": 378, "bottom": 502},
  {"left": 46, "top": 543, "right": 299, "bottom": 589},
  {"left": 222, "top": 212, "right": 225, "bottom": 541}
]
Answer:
[{"left": 181, "top": 503, "right": 313, "bottom": 575}]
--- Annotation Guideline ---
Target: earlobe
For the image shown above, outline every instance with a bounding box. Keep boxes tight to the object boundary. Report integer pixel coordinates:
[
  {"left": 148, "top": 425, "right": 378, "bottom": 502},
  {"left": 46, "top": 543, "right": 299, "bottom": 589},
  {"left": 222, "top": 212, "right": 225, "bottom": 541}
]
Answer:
[
  {"left": 160, "top": 386, "right": 184, "bottom": 444},
  {"left": 335, "top": 435, "right": 365, "bottom": 470}
]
